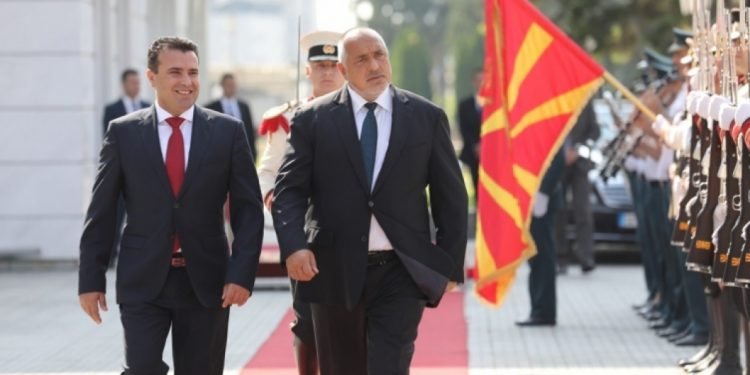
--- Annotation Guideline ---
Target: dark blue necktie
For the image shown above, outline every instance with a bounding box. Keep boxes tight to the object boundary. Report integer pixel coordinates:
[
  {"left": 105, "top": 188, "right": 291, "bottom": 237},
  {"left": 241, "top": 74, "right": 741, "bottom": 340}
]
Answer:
[{"left": 361, "top": 102, "right": 378, "bottom": 190}]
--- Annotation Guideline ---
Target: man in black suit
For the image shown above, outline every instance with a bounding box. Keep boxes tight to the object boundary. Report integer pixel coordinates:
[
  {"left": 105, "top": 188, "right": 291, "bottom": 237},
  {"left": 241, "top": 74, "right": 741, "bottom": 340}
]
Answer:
[
  {"left": 102, "top": 69, "right": 151, "bottom": 269},
  {"left": 102, "top": 69, "right": 151, "bottom": 135},
  {"left": 273, "top": 28, "right": 468, "bottom": 375},
  {"left": 517, "top": 149, "right": 565, "bottom": 326},
  {"left": 554, "top": 101, "right": 600, "bottom": 273},
  {"left": 458, "top": 69, "right": 484, "bottom": 195},
  {"left": 78, "top": 37, "right": 264, "bottom": 375},
  {"left": 206, "top": 73, "right": 257, "bottom": 159}
]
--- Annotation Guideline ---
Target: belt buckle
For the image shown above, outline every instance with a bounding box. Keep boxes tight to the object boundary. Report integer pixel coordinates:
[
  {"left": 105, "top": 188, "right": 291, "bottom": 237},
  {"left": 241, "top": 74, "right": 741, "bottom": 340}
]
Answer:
[{"left": 171, "top": 252, "right": 186, "bottom": 268}]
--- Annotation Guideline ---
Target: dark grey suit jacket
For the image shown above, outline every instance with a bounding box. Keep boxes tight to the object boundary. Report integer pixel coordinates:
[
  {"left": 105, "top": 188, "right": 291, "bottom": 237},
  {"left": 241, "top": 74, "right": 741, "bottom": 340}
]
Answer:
[
  {"left": 272, "top": 86, "right": 468, "bottom": 309},
  {"left": 79, "top": 106, "right": 264, "bottom": 308}
]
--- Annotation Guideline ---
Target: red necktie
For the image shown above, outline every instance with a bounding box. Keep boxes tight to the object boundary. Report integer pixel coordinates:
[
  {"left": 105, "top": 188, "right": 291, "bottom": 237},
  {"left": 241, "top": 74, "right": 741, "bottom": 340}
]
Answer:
[{"left": 165, "top": 117, "right": 185, "bottom": 253}]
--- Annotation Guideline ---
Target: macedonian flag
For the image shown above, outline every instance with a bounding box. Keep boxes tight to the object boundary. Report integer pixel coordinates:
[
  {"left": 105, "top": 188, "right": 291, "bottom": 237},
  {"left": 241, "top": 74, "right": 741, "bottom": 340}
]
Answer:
[{"left": 475, "top": 0, "right": 604, "bottom": 306}]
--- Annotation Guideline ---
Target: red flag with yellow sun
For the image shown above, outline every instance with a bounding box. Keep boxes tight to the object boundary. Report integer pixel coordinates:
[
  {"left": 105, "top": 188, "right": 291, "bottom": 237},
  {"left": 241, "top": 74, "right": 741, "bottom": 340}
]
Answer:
[{"left": 474, "top": 0, "right": 604, "bottom": 306}]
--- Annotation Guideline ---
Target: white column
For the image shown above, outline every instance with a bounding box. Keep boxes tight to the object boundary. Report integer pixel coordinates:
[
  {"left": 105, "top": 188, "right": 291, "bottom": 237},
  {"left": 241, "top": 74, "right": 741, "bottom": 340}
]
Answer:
[{"left": 0, "top": 0, "right": 96, "bottom": 259}]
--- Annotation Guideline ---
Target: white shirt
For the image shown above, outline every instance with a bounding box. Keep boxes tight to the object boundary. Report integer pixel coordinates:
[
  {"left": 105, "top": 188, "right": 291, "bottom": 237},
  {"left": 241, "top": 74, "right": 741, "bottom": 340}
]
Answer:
[
  {"left": 348, "top": 85, "right": 394, "bottom": 251},
  {"left": 155, "top": 102, "right": 193, "bottom": 168},
  {"left": 122, "top": 96, "right": 142, "bottom": 114},
  {"left": 665, "top": 82, "right": 688, "bottom": 119},
  {"left": 221, "top": 97, "right": 242, "bottom": 120}
]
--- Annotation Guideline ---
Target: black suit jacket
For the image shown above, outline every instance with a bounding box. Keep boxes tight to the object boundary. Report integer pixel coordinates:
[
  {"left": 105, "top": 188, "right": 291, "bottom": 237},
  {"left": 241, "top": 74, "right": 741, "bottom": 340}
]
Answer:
[
  {"left": 206, "top": 99, "right": 257, "bottom": 158},
  {"left": 102, "top": 98, "right": 151, "bottom": 135},
  {"left": 273, "top": 86, "right": 468, "bottom": 309},
  {"left": 457, "top": 96, "right": 482, "bottom": 168},
  {"left": 79, "top": 106, "right": 264, "bottom": 308}
]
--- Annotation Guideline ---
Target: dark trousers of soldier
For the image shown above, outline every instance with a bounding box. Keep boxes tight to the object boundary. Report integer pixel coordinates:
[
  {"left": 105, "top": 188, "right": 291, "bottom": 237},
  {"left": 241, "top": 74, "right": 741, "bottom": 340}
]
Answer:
[
  {"left": 289, "top": 280, "right": 318, "bottom": 375},
  {"left": 676, "top": 249, "right": 709, "bottom": 338},
  {"left": 628, "top": 172, "right": 660, "bottom": 303},
  {"left": 646, "top": 181, "right": 688, "bottom": 329},
  {"left": 527, "top": 190, "right": 561, "bottom": 321},
  {"left": 555, "top": 166, "right": 595, "bottom": 270}
]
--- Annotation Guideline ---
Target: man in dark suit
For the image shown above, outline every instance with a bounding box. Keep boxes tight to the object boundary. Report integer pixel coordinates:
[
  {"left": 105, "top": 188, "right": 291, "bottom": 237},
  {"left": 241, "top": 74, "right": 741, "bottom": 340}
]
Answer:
[
  {"left": 554, "top": 100, "right": 600, "bottom": 273},
  {"left": 78, "top": 37, "right": 264, "bottom": 375},
  {"left": 102, "top": 69, "right": 151, "bottom": 135},
  {"left": 458, "top": 69, "right": 484, "bottom": 195},
  {"left": 273, "top": 28, "right": 468, "bottom": 375},
  {"left": 102, "top": 69, "right": 151, "bottom": 269},
  {"left": 206, "top": 73, "right": 257, "bottom": 159},
  {"left": 517, "top": 149, "right": 565, "bottom": 326}
]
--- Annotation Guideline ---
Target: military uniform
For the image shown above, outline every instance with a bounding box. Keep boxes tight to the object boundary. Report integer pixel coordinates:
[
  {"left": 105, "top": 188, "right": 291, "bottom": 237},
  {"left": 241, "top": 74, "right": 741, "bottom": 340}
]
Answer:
[{"left": 256, "top": 30, "right": 343, "bottom": 375}]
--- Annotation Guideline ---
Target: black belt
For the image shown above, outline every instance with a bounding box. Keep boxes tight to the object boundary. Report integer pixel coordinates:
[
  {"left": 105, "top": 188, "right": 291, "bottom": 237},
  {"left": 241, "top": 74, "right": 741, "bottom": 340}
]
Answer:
[
  {"left": 171, "top": 252, "right": 186, "bottom": 268},
  {"left": 649, "top": 180, "right": 669, "bottom": 187},
  {"left": 367, "top": 251, "right": 396, "bottom": 267}
]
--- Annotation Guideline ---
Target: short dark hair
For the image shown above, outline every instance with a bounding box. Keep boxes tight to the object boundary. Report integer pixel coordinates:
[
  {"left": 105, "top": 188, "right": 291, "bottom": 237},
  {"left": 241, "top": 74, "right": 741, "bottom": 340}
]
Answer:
[
  {"left": 121, "top": 68, "right": 138, "bottom": 83},
  {"left": 220, "top": 73, "right": 235, "bottom": 85},
  {"left": 147, "top": 36, "right": 199, "bottom": 73}
]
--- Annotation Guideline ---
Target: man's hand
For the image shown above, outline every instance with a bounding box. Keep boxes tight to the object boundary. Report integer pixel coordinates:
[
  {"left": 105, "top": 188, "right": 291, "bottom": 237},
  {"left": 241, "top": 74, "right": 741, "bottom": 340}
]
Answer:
[
  {"left": 264, "top": 192, "right": 274, "bottom": 211},
  {"left": 222, "top": 283, "right": 251, "bottom": 308},
  {"left": 79, "top": 292, "right": 107, "bottom": 324},
  {"left": 564, "top": 148, "right": 578, "bottom": 166},
  {"left": 286, "top": 249, "right": 319, "bottom": 281},
  {"left": 445, "top": 281, "right": 458, "bottom": 294}
]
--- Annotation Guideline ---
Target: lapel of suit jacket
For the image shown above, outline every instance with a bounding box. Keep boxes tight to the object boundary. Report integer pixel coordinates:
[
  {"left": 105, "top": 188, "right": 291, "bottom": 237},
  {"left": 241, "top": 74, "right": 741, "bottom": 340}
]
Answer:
[
  {"left": 179, "top": 106, "right": 210, "bottom": 198},
  {"left": 332, "top": 87, "right": 370, "bottom": 193},
  {"left": 372, "top": 86, "right": 410, "bottom": 195},
  {"left": 141, "top": 106, "right": 173, "bottom": 198}
]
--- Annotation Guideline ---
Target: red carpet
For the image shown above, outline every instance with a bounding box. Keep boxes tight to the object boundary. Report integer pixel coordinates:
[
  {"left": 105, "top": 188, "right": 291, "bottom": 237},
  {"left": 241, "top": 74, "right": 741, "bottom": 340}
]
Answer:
[{"left": 241, "top": 291, "right": 467, "bottom": 375}]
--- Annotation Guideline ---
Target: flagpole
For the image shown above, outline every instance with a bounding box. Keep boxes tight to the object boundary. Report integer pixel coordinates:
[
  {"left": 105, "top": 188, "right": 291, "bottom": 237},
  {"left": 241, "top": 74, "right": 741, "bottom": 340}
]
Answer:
[{"left": 602, "top": 71, "right": 658, "bottom": 122}]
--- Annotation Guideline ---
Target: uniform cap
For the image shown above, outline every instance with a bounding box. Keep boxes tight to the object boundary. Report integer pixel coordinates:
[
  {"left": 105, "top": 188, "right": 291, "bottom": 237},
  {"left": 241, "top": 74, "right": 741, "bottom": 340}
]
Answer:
[{"left": 301, "top": 30, "right": 342, "bottom": 62}]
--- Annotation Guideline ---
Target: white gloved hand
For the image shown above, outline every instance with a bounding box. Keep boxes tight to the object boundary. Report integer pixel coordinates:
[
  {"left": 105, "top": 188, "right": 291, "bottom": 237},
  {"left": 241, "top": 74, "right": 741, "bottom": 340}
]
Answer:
[
  {"left": 624, "top": 156, "right": 639, "bottom": 171},
  {"left": 652, "top": 114, "right": 670, "bottom": 133},
  {"left": 533, "top": 192, "right": 549, "bottom": 218}
]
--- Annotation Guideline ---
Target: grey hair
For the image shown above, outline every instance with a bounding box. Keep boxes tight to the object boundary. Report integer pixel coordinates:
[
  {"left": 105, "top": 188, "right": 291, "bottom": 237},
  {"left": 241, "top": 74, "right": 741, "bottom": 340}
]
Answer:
[{"left": 337, "top": 27, "right": 389, "bottom": 63}]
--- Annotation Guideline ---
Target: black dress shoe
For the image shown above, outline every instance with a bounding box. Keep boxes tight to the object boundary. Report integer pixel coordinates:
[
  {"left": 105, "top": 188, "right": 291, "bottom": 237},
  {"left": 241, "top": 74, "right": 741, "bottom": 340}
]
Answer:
[
  {"left": 657, "top": 325, "right": 685, "bottom": 338},
  {"left": 515, "top": 317, "right": 556, "bottom": 327},
  {"left": 581, "top": 264, "right": 595, "bottom": 274},
  {"left": 648, "top": 318, "right": 671, "bottom": 330},
  {"left": 667, "top": 328, "right": 691, "bottom": 342},
  {"left": 677, "top": 345, "right": 713, "bottom": 367},
  {"left": 674, "top": 334, "right": 709, "bottom": 346}
]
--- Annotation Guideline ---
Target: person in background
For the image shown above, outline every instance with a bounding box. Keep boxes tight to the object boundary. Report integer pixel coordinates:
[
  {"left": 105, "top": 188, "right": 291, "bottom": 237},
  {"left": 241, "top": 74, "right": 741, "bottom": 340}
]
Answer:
[
  {"left": 206, "top": 72, "right": 258, "bottom": 159},
  {"left": 257, "top": 30, "right": 346, "bottom": 375}
]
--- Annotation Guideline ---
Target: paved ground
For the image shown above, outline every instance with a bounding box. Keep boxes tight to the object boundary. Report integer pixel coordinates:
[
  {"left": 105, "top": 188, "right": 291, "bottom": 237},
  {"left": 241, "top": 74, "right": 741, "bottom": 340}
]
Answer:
[{"left": 0, "top": 257, "right": 706, "bottom": 374}]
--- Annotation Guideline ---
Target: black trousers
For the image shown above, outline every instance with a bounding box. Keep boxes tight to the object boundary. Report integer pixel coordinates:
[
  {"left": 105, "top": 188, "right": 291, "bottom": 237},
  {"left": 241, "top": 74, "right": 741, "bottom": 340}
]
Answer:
[
  {"left": 290, "top": 279, "right": 316, "bottom": 345},
  {"left": 310, "top": 255, "right": 426, "bottom": 375},
  {"left": 119, "top": 268, "right": 230, "bottom": 375},
  {"left": 528, "top": 192, "right": 558, "bottom": 321}
]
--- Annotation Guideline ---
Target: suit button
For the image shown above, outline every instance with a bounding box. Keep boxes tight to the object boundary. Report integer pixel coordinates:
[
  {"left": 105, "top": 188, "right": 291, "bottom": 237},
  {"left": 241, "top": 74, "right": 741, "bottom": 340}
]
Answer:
[
  {"left": 368, "top": 201, "right": 374, "bottom": 208},
  {"left": 174, "top": 202, "right": 180, "bottom": 209},
  {"left": 361, "top": 235, "right": 367, "bottom": 242}
]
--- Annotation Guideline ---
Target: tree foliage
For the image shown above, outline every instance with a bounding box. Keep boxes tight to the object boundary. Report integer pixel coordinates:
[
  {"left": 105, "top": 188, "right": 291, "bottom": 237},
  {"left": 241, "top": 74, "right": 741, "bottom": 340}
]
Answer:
[{"left": 391, "top": 26, "right": 433, "bottom": 99}]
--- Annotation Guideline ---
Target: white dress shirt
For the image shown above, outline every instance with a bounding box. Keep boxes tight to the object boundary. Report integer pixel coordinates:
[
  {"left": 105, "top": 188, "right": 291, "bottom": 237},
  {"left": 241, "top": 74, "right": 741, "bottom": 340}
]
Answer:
[
  {"left": 155, "top": 102, "right": 193, "bottom": 168},
  {"left": 122, "top": 96, "right": 142, "bottom": 114},
  {"left": 221, "top": 97, "right": 242, "bottom": 120},
  {"left": 348, "top": 86, "right": 394, "bottom": 251}
]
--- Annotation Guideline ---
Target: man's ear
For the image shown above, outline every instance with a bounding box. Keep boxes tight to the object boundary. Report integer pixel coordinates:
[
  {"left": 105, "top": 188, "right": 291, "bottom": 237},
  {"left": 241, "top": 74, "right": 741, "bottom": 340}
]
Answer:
[
  {"left": 337, "top": 63, "right": 347, "bottom": 79},
  {"left": 146, "top": 69, "right": 156, "bottom": 87}
]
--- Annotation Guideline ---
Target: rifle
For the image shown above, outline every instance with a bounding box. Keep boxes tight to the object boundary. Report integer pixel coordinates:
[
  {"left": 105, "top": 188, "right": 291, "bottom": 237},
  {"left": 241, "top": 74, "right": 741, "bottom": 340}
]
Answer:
[{"left": 686, "top": 1, "right": 730, "bottom": 274}]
